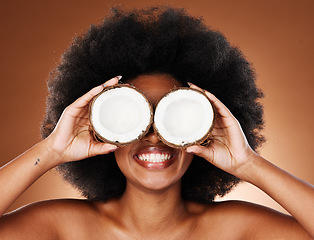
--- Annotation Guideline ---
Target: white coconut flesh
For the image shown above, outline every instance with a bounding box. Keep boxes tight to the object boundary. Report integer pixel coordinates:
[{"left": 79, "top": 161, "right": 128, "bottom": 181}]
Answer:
[
  {"left": 154, "top": 88, "right": 214, "bottom": 147},
  {"left": 90, "top": 86, "right": 152, "bottom": 144}
]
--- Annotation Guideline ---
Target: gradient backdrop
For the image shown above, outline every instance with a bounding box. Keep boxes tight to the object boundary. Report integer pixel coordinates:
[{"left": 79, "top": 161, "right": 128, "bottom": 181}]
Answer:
[{"left": 1, "top": 0, "right": 313, "bottom": 214}]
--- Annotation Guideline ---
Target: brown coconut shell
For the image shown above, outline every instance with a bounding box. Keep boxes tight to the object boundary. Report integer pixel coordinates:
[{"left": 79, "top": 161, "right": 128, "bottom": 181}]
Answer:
[
  {"left": 152, "top": 87, "right": 216, "bottom": 149},
  {"left": 89, "top": 84, "right": 154, "bottom": 146}
]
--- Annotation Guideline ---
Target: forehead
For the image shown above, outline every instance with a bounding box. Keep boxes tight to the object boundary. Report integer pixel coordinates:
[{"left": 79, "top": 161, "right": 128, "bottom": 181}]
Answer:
[{"left": 128, "top": 74, "right": 182, "bottom": 106}]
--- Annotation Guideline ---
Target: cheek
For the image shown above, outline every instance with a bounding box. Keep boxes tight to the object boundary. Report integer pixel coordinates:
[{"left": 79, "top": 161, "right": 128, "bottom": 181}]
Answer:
[
  {"left": 114, "top": 146, "right": 131, "bottom": 171},
  {"left": 181, "top": 152, "right": 194, "bottom": 171}
]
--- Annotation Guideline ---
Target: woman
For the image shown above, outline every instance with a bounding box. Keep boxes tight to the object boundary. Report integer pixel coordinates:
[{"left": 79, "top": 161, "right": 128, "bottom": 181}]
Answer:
[{"left": 0, "top": 7, "right": 313, "bottom": 239}]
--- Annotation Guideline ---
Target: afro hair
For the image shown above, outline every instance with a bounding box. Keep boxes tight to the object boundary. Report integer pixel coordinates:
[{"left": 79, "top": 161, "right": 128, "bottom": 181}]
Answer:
[{"left": 41, "top": 6, "right": 265, "bottom": 203}]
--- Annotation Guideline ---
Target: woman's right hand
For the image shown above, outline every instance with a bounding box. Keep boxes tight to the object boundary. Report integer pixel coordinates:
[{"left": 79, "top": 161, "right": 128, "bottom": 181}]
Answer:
[{"left": 44, "top": 76, "right": 121, "bottom": 164}]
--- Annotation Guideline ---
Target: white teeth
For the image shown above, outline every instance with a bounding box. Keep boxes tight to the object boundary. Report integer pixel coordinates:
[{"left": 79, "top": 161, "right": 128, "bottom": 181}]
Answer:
[{"left": 137, "top": 153, "right": 172, "bottom": 162}]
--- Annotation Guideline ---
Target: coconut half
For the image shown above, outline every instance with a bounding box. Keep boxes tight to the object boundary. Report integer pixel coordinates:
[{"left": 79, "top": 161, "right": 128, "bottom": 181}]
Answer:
[
  {"left": 153, "top": 88, "right": 215, "bottom": 148},
  {"left": 90, "top": 84, "right": 153, "bottom": 146}
]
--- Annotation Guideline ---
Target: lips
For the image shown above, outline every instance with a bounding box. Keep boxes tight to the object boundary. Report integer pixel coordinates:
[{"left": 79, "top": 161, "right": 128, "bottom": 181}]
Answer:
[
  {"left": 137, "top": 153, "right": 172, "bottom": 162},
  {"left": 133, "top": 146, "right": 177, "bottom": 169}
]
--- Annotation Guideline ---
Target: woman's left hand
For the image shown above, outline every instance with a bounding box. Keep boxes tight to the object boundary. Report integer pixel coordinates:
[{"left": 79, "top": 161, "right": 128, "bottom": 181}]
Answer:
[{"left": 186, "top": 83, "right": 258, "bottom": 179}]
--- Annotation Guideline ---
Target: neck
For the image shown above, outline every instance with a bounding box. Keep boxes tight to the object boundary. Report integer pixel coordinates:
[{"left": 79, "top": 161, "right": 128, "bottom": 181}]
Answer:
[{"left": 118, "top": 180, "right": 186, "bottom": 234}]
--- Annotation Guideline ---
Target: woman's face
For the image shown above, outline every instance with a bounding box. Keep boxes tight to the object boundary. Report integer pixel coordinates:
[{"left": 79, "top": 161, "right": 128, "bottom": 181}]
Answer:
[{"left": 114, "top": 74, "right": 194, "bottom": 191}]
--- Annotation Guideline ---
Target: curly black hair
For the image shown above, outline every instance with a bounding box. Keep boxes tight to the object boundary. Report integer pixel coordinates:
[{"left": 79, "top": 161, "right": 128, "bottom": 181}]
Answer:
[{"left": 41, "top": 6, "right": 264, "bottom": 203}]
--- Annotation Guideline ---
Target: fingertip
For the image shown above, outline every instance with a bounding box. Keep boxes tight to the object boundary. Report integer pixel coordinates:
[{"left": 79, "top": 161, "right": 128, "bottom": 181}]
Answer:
[
  {"left": 187, "top": 82, "right": 199, "bottom": 90},
  {"left": 186, "top": 145, "right": 201, "bottom": 154},
  {"left": 103, "top": 75, "right": 122, "bottom": 88},
  {"left": 94, "top": 143, "right": 118, "bottom": 155},
  {"left": 187, "top": 83, "right": 213, "bottom": 98},
  {"left": 105, "top": 144, "right": 119, "bottom": 153},
  {"left": 185, "top": 148, "right": 194, "bottom": 154}
]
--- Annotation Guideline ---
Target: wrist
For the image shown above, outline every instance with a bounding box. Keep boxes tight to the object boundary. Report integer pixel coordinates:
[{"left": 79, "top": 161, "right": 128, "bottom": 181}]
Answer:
[
  {"left": 235, "top": 152, "right": 265, "bottom": 183},
  {"left": 36, "top": 138, "right": 64, "bottom": 169}
]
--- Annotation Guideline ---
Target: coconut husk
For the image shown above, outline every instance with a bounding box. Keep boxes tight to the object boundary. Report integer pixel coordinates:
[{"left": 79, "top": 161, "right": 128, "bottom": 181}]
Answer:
[
  {"left": 89, "top": 84, "right": 153, "bottom": 146},
  {"left": 152, "top": 87, "right": 216, "bottom": 148}
]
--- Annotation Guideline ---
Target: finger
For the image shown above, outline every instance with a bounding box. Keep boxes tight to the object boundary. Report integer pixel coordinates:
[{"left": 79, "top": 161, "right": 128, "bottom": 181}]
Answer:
[
  {"left": 103, "top": 75, "right": 122, "bottom": 88},
  {"left": 188, "top": 82, "right": 235, "bottom": 120},
  {"left": 72, "top": 76, "right": 122, "bottom": 110},
  {"left": 187, "top": 82, "right": 205, "bottom": 92},
  {"left": 186, "top": 145, "right": 215, "bottom": 164},
  {"left": 90, "top": 142, "right": 118, "bottom": 156}
]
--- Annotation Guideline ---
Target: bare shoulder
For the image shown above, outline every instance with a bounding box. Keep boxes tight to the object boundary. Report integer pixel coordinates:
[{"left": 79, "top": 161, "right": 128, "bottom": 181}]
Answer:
[
  {"left": 193, "top": 200, "right": 312, "bottom": 239},
  {"left": 0, "top": 199, "right": 101, "bottom": 240}
]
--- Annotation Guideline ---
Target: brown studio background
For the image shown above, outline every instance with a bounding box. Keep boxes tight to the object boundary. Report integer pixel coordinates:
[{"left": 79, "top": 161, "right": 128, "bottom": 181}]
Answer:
[{"left": 0, "top": 0, "right": 313, "bottom": 213}]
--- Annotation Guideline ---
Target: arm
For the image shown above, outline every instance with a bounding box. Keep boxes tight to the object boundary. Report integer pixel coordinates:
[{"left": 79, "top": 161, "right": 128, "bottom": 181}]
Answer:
[
  {"left": 186, "top": 83, "right": 314, "bottom": 238},
  {"left": 0, "top": 77, "right": 120, "bottom": 237},
  {"left": 240, "top": 153, "right": 314, "bottom": 237}
]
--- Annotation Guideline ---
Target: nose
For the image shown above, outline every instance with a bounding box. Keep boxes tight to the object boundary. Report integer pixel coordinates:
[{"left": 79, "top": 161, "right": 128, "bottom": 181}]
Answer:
[{"left": 141, "top": 127, "right": 161, "bottom": 144}]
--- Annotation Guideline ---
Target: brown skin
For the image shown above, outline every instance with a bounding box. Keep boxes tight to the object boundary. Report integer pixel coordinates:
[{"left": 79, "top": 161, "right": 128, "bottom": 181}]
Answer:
[{"left": 0, "top": 75, "right": 313, "bottom": 239}]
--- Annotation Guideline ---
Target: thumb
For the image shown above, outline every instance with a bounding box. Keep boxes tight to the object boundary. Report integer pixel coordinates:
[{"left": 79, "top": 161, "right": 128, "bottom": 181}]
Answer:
[
  {"left": 89, "top": 143, "right": 118, "bottom": 156},
  {"left": 186, "top": 145, "right": 215, "bottom": 164}
]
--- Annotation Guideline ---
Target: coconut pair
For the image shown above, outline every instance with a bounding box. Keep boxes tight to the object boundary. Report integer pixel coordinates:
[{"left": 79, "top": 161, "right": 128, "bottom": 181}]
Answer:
[{"left": 90, "top": 84, "right": 215, "bottom": 148}]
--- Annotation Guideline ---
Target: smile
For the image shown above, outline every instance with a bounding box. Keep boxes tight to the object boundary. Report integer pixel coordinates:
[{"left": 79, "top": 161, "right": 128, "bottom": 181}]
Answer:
[
  {"left": 137, "top": 153, "right": 172, "bottom": 163},
  {"left": 133, "top": 146, "right": 177, "bottom": 169}
]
